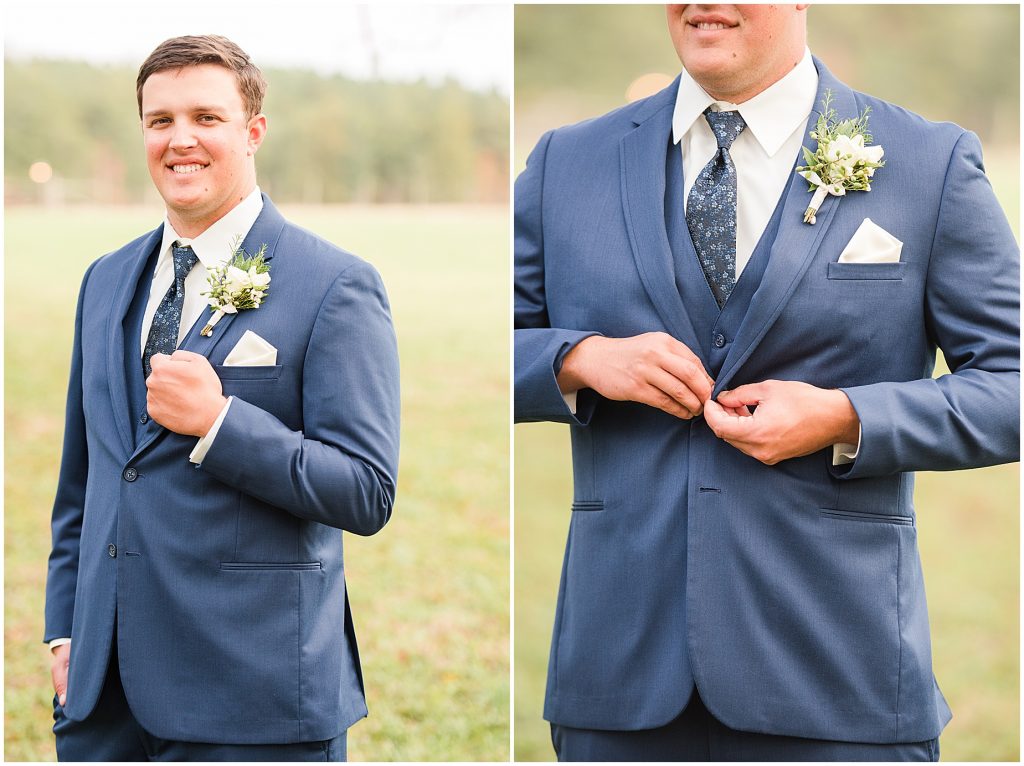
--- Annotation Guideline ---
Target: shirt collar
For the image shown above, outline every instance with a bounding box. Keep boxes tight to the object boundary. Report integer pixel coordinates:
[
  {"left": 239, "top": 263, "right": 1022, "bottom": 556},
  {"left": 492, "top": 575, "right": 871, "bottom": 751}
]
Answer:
[
  {"left": 160, "top": 186, "right": 264, "bottom": 269},
  {"left": 672, "top": 47, "right": 818, "bottom": 157}
]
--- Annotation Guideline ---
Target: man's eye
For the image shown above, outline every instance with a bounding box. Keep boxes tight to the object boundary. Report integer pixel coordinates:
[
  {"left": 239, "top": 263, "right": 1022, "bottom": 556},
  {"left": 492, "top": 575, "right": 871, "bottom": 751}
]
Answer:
[
  {"left": 150, "top": 117, "right": 171, "bottom": 127},
  {"left": 198, "top": 115, "right": 218, "bottom": 122}
]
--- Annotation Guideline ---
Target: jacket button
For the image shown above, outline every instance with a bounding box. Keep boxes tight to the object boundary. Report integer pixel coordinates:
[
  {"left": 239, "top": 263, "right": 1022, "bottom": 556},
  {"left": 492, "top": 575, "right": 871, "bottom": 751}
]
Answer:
[
  {"left": 108, "top": 544, "right": 117, "bottom": 558},
  {"left": 713, "top": 333, "right": 726, "bottom": 348},
  {"left": 123, "top": 467, "right": 138, "bottom": 482},
  {"left": 140, "top": 412, "right": 149, "bottom": 424}
]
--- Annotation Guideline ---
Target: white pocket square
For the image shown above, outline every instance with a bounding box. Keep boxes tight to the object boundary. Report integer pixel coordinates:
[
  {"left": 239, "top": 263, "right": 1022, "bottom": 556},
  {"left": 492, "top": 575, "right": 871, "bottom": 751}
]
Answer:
[
  {"left": 224, "top": 330, "right": 277, "bottom": 366},
  {"left": 837, "top": 218, "right": 903, "bottom": 264}
]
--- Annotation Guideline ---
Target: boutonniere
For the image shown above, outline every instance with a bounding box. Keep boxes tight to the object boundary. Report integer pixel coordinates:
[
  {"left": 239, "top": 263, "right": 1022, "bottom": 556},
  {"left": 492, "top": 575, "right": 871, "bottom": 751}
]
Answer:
[
  {"left": 795, "top": 90, "right": 884, "bottom": 224},
  {"left": 200, "top": 235, "right": 271, "bottom": 336}
]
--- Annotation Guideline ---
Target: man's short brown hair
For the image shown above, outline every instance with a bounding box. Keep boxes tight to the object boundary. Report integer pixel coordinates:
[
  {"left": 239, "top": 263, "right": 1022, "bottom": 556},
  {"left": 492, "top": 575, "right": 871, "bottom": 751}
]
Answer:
[{"left": 136, "top": 35, "right": 267, "bottom": 120}]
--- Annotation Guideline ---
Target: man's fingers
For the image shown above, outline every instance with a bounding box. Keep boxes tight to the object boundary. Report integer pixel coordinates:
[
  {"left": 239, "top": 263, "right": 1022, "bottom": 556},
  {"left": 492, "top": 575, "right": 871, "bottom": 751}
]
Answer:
[
  {"left": 659, "top": 353, "right": 713, "bottom": 404},
  {"left": 647, "top": 368, "right": 704, "bottom": 415},
  {"left": 716, "top": 382, "right": 769, "bottom": 408},
  {"left": 169, "top": 349, "right": 204, "bottom": 362},
  {"left": 638, "top": 384, "right": 698, "bottom": 420},
  {"left": 149, "top": 353, "right": 170, "bottom": 370},
  {"left": 704, "top": 398, "right": 758, "bottom": 439}
]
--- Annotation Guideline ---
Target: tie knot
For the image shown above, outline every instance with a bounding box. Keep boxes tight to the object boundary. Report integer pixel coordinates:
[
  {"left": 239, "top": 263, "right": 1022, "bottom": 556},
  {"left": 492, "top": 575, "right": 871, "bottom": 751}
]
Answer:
[
  {"left": 171, "top": 244, "right": 198, "bottom": 282},
  {"left": 704, "top": 108, "right": 746, "bottom": 151}
]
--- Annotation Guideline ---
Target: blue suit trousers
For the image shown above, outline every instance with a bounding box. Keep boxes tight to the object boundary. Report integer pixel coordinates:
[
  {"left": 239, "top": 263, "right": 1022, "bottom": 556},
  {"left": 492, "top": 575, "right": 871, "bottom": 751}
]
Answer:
[
  {"left": 551, "top": 692, "right": 938, "bottom": 762},
  {"left": 53, "top": 647, "right": 347, "bottom": 762}
]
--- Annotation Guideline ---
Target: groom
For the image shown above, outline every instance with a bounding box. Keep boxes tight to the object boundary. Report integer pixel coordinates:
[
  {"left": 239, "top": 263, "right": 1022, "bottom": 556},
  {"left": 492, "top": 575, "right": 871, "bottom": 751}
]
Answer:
[
  {"left": 515, "top": 4, "right": 1018, "bottom": 761},
  {"left": 45, "top": 35, "right": 400, "bottom": 761}
]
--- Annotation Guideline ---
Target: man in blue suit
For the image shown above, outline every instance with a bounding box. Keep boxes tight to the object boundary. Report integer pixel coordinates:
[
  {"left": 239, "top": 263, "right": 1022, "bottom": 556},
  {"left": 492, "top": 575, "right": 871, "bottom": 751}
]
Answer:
[
  {"left": 515, "top": 4, "right": 1018, "bottom": 761},
  {"left": 45, "top": 35, "right": 399, "bottom": 761}
]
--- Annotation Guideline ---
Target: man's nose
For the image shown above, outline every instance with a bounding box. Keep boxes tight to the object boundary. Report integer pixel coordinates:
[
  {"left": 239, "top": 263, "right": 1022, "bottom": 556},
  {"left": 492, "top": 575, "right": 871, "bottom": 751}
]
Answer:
[{"left": 168, "top": 123, "right": 198, "bottom": 150}]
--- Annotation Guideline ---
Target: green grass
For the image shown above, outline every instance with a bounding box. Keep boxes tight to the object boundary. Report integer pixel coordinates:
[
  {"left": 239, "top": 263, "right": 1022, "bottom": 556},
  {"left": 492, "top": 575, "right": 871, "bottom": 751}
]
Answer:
[
  {"left": 4, "top": 204, "right": 510, "bottom": 761},
  {"left": 514, "top": 426, "right": 1018, "bottom": 761}
]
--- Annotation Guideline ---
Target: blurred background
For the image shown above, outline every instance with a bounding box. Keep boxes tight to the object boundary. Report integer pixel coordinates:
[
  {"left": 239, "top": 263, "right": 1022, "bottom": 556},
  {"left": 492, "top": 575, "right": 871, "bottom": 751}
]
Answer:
[
  {"left": 514, "top": 4, "right": 1019, "bottom": 762},
  {"left": 6, "top": 2, "right": 509, "bottom": 761}
]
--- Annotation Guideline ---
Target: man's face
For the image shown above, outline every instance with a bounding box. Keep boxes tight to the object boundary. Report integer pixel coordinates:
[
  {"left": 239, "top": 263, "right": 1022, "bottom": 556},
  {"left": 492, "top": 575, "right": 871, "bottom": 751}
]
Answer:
[
  {"left": 141, "top": 64, "right": 266, "bottom": 236},
  {"left": 666, "top": 4, "right": 808, "bottom": 103}
]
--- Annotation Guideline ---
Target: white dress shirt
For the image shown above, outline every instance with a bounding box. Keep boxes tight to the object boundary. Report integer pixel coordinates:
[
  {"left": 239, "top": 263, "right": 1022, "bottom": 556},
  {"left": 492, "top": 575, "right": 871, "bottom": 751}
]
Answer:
[{"left": 672, "top": 47, "right": 817, "bottom": 277}]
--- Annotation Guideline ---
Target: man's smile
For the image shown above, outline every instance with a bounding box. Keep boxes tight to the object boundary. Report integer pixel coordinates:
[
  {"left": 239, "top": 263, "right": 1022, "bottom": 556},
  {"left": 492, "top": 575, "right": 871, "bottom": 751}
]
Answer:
[{"left": 168, "top": 162, "right": 208, "bottom": 175}]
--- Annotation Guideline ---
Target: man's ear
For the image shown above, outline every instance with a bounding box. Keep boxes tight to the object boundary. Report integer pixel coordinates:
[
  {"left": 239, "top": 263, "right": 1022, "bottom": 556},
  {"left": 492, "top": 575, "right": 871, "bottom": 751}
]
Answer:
[{"left": 247, "top": 114, "right": 268, "bottom": 156}]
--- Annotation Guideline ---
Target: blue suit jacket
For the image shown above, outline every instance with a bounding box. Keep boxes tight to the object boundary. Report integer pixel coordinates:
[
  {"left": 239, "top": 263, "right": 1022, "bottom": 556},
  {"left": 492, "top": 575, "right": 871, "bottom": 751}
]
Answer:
[
  {"left": 515, "top": 60, "right": 1019, "bottom": 742},
  {"left": 45, "top": 196, "right": 400, "bottom": 744}
]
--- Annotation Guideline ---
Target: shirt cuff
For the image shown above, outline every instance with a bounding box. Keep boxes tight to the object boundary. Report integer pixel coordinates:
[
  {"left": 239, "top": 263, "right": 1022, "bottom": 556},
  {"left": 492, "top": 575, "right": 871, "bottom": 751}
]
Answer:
[
  {"left": 562, "top": 390, "right": 578, "bottom": 415},
  {"left": 49, "top": 638, "right": 71, "bottom": 650},
  {"left": 189, "top": 397, "right": 233, "bottom": 465},
  {"left": 832, "top": 425, "right": 863, "bottom": 466}
]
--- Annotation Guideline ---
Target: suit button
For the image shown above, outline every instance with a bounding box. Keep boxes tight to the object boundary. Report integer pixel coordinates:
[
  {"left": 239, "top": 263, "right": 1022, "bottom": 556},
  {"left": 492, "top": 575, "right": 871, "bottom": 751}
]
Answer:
[
  {"left": 108, "top": 544, "right": 117, "bottom": 558},
  {"left": 713, "top": 333, "right": 726, "bottom": 348},
  {"left": 123, "top": 467, "right": 138, "bottom": 482},
  {"left": 140, "top": 412, "right": 149, "bottom": 424}
]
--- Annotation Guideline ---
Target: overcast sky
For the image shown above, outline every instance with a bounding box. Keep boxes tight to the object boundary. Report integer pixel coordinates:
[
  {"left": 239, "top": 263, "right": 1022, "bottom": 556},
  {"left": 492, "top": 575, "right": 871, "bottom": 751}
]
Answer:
[{"left": 4, "top": 2, "right": 511, "bottom": 94}]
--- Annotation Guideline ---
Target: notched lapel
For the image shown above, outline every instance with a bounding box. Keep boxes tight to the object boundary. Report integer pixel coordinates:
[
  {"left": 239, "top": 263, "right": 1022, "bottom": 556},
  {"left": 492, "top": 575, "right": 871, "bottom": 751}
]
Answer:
[
  {"left": 179, "top": 195, "right": 285, "bottom": 363},
  {"left": 620, "top": 79, "right": 702, "bottom": 355},
  {"left": 714, "top": 62, "right": 858, "bottom": 395},
  {"left": 107, "top": 226, "right": 164, "bottom": 457}
]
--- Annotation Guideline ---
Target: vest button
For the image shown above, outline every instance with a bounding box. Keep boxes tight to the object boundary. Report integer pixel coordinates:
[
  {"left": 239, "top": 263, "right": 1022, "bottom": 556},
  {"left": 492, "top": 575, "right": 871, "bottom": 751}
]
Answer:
[
  {"left": 108, "top": 544, "right": 117, "bottom": 558},
  {"left": 123, "top": 467, "right": 138, "bottom": 482},
  {"left": 140, "top": 412, "right": 149, "bottom": 424},
  {"left": 713, "top": 333, "right": 726, "bottom": 348}
]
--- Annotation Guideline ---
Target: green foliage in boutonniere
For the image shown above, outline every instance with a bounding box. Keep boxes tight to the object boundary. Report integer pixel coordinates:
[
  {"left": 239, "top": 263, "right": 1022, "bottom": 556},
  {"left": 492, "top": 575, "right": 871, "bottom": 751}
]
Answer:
[
  {"left": 200, "top": 235, "right": 271, "bottom": 336},
  {"left": 795, "top": 90, "right": 885, "bottom": 224}
]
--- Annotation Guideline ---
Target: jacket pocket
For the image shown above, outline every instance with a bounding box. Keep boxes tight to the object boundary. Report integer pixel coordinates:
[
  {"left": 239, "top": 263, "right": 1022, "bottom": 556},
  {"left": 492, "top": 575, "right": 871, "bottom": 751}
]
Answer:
[
  {"left": 214, "top": 364, "right": 284, "bottom": 381},
  {"left": 570, "top": 500, "right": 604, "bottom": 512},
  {"left": 827, "top": 262, "right": 906, "bottom": 281},
  {"left": 220, "top": 561, "right": 322, "bottom": 571},
  {"left": 820, "top": 508, "right": 913, "bottom": 526}
]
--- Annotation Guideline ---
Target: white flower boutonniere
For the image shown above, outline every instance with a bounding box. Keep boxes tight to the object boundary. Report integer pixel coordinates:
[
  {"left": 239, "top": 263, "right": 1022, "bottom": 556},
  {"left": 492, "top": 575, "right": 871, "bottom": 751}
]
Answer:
[
  {"left": 795, "top": 90, "right": 884, "bottom": 224},
  {"left": 200, "top": 235, "right": 271, "bottom": 337}
]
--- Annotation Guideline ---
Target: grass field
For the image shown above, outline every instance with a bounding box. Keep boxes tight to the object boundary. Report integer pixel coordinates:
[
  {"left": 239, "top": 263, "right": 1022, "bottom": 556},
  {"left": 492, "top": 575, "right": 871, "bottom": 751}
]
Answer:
[{"left": 4, "top": 204, "right": 510, "bottom": 761}]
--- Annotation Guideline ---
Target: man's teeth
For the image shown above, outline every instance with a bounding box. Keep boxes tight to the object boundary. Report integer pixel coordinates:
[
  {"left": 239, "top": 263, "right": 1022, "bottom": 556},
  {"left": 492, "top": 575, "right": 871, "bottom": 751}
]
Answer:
[
  {"left": 696, "top": 22, "right": 728, "bottom": 30},
  {"left": 171, "top": 164, "right": 204, "bottom": 174}
]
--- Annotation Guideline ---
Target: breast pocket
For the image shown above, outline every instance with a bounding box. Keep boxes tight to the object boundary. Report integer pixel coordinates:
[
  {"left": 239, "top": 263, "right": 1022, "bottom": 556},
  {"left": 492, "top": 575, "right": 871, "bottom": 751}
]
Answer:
[
  {"left": 215, "top": 364, "right": 284, "bottom": 381},
  {"left": 827, "top": 262, "right": 907, "bottom": 281},
  {"left": 215, "top": 364, "right": 298, "bottom": 426}
]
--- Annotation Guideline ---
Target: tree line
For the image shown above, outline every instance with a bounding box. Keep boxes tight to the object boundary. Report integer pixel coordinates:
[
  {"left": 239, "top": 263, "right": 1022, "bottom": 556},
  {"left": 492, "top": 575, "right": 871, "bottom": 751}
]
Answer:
[{"left": 5, "top": 59, "right": 509, "bottom": 205}]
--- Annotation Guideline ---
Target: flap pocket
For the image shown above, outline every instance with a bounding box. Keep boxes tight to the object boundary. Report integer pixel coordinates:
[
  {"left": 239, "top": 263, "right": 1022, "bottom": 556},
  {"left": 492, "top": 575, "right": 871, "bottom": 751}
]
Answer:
[
  {"left": 821, "top": 508, "right": 913, "bottom": 526},
  {"left": 215, "top": 364, "right": 284, "bottom": 381},
  {"left": 827, "top": 262, "right": 907, "bottom": 281},
  {"left": 220, "top": 561, "right": 322, "bottom": 571}
]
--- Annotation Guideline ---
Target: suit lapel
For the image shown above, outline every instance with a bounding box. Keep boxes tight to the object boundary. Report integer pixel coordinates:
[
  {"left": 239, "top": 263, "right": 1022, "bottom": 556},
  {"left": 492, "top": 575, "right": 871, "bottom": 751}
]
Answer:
[
  {"left": 106, "top": 226, "right": 164, "bottom": 457},
  {"left": 620, "top": 77, "right": 703, "bottom": 355},
  {"left": 131, "top": 195, "right": 287, "bottom": 460},
  {"left": 178, "top": 196, "right": 285, "bottom": 361},
  {"left": 714, "top": 60, "right": 859, "bottom": 394}
]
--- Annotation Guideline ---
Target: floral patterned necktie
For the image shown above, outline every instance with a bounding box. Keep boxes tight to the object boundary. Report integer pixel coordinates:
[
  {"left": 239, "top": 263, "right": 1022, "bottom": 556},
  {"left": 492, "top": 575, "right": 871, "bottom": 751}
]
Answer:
[
  {"left": 686, "top": 108, "right": 747, "bottom": 308},
  {"left": 143, "top": 243, "right": 198, "bottom": 377}
]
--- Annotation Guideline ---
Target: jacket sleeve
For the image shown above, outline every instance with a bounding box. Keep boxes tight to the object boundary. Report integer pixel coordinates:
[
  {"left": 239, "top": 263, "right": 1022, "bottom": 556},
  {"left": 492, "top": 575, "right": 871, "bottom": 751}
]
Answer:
[
  {"left": 44, "top": 261, "right": 97, "bottom": 643},
  {"left": 836, "top": 131, "right": 1020, "bottom": 478},
  {"left": 198, "top": 260, "right": 400, "bottom": 535},
  {"left": 514, "top": 129, "right": 601, "bottom": 425}
]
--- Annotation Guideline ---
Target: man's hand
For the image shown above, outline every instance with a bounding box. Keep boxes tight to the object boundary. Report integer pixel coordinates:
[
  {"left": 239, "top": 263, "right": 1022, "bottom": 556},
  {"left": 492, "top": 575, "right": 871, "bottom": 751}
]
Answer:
[
  {"left": 147, "top": 351, "right": 227, "bottom": 437},
  {"left": 51, "top": 642, "right": 70, "bottom": 706},
  {"left": 703, "top": 380, "right": 860, "bottom": 465},
  {"left": 557, "top": 333, "right": 714, "bottom": 419}
]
